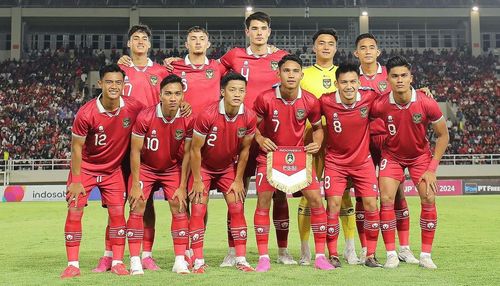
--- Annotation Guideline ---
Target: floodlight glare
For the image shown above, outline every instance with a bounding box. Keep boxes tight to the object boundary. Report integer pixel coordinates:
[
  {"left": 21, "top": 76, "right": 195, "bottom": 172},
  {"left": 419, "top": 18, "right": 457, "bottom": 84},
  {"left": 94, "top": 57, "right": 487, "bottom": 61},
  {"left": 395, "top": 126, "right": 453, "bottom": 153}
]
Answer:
[
  {"left": 361, "top": 11, "right": 368, "bottom": 16},
  {"left": 246, "top": 6, "right": 253, "bottom": 12},
  {"left": 472, "top": 6, "right": 479, "bottom": 11}
]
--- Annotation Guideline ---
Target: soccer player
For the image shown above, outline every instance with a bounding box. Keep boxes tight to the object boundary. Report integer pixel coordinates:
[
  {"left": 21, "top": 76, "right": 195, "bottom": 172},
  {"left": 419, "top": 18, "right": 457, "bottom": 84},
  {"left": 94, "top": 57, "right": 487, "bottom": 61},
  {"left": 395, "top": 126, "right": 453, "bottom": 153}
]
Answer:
[
  {"left": 370, "top": 55, "right": 449, "bottom": 269},
  {"left": 219, "top": 11, "right": 296, "bottom": 267},
  {"left": 353, "top": 33, "right": 418, "bottom": 264},
  {"left": 61, "top": 64, "right": 144, "bottom": 279},
  {"left": 126, "top": 75, "right": 192, "bottom": 275},
  {"left": 320, "top": 63, "right": 382, "bottom": 268},
  {"left": 189, "top": 73, "right": 257, "bottom": 273},
  {"left": 253, "top": 55, "right": 333, "bottom": 272},
  {"left": 297, "top": 28, "right": 359, "bottom": 266}
]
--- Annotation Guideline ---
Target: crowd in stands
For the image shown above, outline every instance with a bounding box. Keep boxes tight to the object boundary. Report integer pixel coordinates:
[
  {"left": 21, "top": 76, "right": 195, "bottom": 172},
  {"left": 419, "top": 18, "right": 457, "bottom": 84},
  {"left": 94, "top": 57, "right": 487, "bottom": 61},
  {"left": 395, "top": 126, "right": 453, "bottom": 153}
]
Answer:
[{"left": 0, "top": 47, "right": 498, "bottom": 161}]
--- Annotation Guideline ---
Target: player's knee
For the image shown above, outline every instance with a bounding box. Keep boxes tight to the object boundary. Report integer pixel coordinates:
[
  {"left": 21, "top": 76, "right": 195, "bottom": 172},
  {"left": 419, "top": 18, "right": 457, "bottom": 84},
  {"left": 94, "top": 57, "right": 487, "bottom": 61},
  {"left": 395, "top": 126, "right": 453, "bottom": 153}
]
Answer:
[
  {"left": 132, "top": 200, "right": 146, "bottom": 214},
  {"left": 380, "top": 193, "right": 395, "bottom": 204},
  {"left": 257, "top": 192, "right": 273, "bottom": 208},
  {"left": 306, "top": 195, "right": 323, "bottom": 208},
  {"left": 273, "top": 191, "right": 287, "bottom": 203},
  {"left": 228, "top": 202, "right": 244, "bottom": 215},
  {"left": 362, "top": 198, "right": 378, "bottom": 212},
  {"left": 327, "top": 203, "right": 340, "bottom": 214},
  {"left": 191, "top": 203, "right": 207, "bottom": 218}
]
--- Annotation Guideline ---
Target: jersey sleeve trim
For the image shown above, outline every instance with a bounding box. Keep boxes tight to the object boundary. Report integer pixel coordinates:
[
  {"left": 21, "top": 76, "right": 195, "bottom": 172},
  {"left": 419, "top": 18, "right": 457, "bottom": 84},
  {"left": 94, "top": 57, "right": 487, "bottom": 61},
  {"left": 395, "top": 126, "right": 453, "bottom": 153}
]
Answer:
[
  {"left": 193, "top": 129, "right": 207, "bottom": 137},
  {"left": 311, "top": 119, "right": 322, "bottom": 126},
  {"left": 131, "top": 132, "right": 145, "bottom": 138},
  {"left": 431, "top": 115, "right": 444, "bottom": 124},
  {"left": 71, "top": 132, "right": 86, "bottom": 139}
]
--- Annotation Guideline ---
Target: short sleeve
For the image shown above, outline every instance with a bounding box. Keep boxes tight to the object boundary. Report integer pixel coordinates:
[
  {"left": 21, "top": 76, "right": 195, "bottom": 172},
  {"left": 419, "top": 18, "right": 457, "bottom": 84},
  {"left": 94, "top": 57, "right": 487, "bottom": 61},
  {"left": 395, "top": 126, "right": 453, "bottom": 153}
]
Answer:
[
  {"left": 306, "top": 96, "right": 322, "bottom": 125},
  {"left": 370, "top": 97, "right": 382, "bottom": 120},
  {"left": 185, "top": 116, "right": 194, "bottom": 140},
  {"left": 246, "top": 110, "right": 257, "bottom": 136},
  {"left": 253, "top": 94, "right": 267, "bottom": 118},
  {"left": 71, "top": 109, "right": 89, "bottom": 138},
  {"left": 131, "top": 110, "right": 149, "bottom": 137},
  {"left": 426, "top": 98, "right": 444, "bottom": 123},
  {"left": 219, "top": 49, "right": 234, "bottom": 70},
  {"left": 193, "top": 111, "right": 212, "bottom": 137}
]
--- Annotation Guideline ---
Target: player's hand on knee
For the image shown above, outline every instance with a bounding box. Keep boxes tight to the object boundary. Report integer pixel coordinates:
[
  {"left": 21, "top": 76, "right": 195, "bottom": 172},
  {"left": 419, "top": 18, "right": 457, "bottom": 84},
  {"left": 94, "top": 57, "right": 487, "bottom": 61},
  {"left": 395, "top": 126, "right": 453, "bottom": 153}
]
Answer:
[
  {"left": 117, "top": 55, "right": 132, "bottom": 66},
  {"left": 179, "top": 101, "right": 192, "bottom": 117},
  {"left": 128, "top": 183, "right": 145, "bottom": 211},
  {"left": 189, "top": 181, "right": 205, "bottom": 204},
  {"left": 66, "top": 182, "right": 86, "bottom": 208},
  {"left": 229, "top": 180, "right": 245, "bottom": 203},
  {"left": 163, "top": 57, "right": 181, "bottom": 71},
  {"left": 172, "top": 187, "right": 188, "bottom": 213},
  {"left": 304, "top": 142, "right": 320, "bottom": 154},
  {"left": 420, "top": 171, "right": 438, "bottom": 195}
]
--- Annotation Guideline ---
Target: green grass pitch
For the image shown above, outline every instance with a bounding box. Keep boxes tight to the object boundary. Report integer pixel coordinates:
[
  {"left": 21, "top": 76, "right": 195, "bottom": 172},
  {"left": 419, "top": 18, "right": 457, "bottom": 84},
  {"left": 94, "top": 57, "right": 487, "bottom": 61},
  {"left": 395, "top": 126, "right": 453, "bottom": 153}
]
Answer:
[{"left": 1, "top": 196, "right": 499, "bottom": 285}]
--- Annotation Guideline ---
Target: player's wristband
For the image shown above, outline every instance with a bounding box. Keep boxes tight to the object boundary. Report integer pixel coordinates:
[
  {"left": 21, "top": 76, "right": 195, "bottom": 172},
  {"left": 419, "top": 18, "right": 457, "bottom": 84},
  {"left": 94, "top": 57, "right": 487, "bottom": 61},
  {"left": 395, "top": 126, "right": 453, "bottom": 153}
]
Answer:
[
  {"left": 71, "top": 174, "right": 82, "bottom": 183},
  {"left": 427, "top": 159, "right": 439, "bottom": 173}
]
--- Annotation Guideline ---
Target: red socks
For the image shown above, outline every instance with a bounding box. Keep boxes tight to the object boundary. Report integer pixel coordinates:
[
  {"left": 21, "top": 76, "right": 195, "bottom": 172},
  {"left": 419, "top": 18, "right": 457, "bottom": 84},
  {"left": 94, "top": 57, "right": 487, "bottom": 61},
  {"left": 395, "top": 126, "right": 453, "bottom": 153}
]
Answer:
[
  {"left": 326, "top": 211, "right": 340, "bottom": 257},
  {"left": 420, "top": 203, "right": 437, "bottom": 253},
  {"left": 310, "top": 207, "right": 327, "bottom": 255},
  {"left": 254, "top": 208, "right": 270, "bottom": 256},
  {"left": 229, "top": 202, "right": 247, "bottom": 257},
  {"left": 273, "top": 201, "right": 289, "bottom": 248},
  {"left": 395, "top": 197, "right": 410, "bottom": 246},
  {"left": 143, "top": 227, "right": 155, "bottom": 253},
  {"left": 227, "top": 210, "right": 235, "bottom": 248},
  {"left": 189, "top": 204, "right": 207, "bottom": 260},
  {"left": 107, "top": 205, "right": 126, "bottom": 261},
  {"left": 355, "top": 200, "right": 367, "bottom": 248},
  {"left": 65, "top": 209, "right": 83, "bottom": 261},
  {"left": 126, "top": 212, "right": 144, "bottom": 257},
  {"left": 364, "top": 210, "right": 380, "bottom": 256},
  {"left": 171, "top": 212, "right": 189, "bottom": 256},
  {"left": 380, "top": 203, "right": 396, "bottom": 252}
]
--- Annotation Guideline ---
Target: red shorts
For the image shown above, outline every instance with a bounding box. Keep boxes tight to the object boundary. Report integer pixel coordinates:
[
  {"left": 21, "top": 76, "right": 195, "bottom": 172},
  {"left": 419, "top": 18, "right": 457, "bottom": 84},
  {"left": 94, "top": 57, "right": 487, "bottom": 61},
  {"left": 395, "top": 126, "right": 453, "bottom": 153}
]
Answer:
[
  {"left": 244, "top": 141, "right": 259, "bottom": 179},
  {"left": 369, "top": 134, "right": 386, "bottom": 167},
  {"left": 129, "top": 168, "right": 181, "bottom": 201},
  {"left": 379, "top": 152, "right": 432, "bottom": 185},
  {"left": 324, "top": 160, "right": 379, "bottom": 198},
  {"left": 188, "top": 166, "right": 236, "bottom": 196},
  {"left": 255, "top": 165, "right": 320, "bottom": 193},
  {"left": 66, "top": 168, "right": 126, "bottom": 208}
]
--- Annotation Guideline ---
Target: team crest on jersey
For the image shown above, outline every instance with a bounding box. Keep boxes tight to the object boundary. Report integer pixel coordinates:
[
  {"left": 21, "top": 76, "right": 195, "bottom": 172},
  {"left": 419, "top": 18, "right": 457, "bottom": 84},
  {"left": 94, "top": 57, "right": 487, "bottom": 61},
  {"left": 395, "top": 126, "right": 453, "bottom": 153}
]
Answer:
[
  {"left": 323, "top": 78, "right": 331, "bottom": 89},
  {"left": 285, "top": 153, "right": 295, "bottom": 165},
  {"left": 123, "top": 118, "right": 131, "bottom": 128},
  {"left": 175, "top": 129, "right": 184, "bottom": 140},
  {"left": 237, "top": 127, "right": 247, "bottom": 138},
  {"left": 150, "top": 75, "right": 158, "bottom": 86},
  {"left": 412, "top": 113, "right": 422, "bottom": 124},
  {"left": 270, "top": 61, "right": 279, "bottom": 71},
  {"left": 360, "top": 106, "right": 368, "bottom": 118},
  {"left": 378, "top": 80, "right": 388, "bottom": 92},
  {"left": 205, "top": 69, "right": 214, "bottom": 79},
  {"left": 295, "top": 109, "right": 305, "bottom": 120}
]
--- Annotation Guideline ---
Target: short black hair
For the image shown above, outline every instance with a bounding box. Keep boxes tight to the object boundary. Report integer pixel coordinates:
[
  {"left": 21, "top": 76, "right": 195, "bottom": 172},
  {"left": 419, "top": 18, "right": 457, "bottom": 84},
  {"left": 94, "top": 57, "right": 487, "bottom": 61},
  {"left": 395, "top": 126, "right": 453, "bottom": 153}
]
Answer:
[
  {"left": 278, "top": 54, "right": 303, "bottom": 69},
  {"left": 335, "top": 63, "right": 360, "bottom": 80},
  {"left": 128, "top": 24, "right": 152, "bottom": 39},
  {"left": 312, "top": 28, "right": 338, "bottom": 44},
  {"left": 221, "top": 72, "right": 247, "bottom": 89},
  {"left": 160, "top": 74, "right": 183, "bottom": 90},
  {"left": 245, "top": 11, "right": 271, "bottom": 29},
  {"left": 386, "top": 55, "right": 412, "bottom": 73},
  {"left": 187, "top": 26, "right": 210, "bottom": 38},
  {"left": 355, "top": 33, "right": 378, "bottom": 47},
  {"left": 99, "top": 64, "right": 125, "bottom": 79}
]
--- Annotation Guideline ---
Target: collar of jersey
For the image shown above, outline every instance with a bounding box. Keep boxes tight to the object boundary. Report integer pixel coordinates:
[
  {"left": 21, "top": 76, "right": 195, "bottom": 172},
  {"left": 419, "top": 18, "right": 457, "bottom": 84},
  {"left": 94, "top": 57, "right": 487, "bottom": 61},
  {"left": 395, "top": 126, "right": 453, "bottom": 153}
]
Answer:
[
  {"left": 389, "top": 88, "right": 417, "bottom": 109},
  {"left": 335, "top": 91, "right": 361, "bottom": 109},
  {"left": 96, "top": 94, "right": 125, "bottom": 116},
  {"left": 130, "top": 58, "right": 154, "bottom": 72},
  {"left": 313, "top": 63, "right": 336, "bottom": 72},
  {"left": 218, "top": 99, "right": 244, "bottom": 122},
  {"left": 184, "top": 55, "right": 209, "bottom": 69},
  {"left": 156, "top": 103, "right": 181, "bottom": 123},
  {"left": 275, "top": 85, "right": 302, "bottom": 105},
  {"left": 246, "top": 46, "right": 271, "bottom": 58},
  {"left": 359, "top": 62, "right": 383, "bottom": 76}
]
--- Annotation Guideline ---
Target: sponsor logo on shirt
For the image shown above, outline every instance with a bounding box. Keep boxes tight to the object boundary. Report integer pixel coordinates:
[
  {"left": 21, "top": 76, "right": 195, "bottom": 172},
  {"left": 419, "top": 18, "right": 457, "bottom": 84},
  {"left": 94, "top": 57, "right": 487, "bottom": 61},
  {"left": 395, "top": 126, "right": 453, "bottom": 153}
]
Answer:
[
  {"left": 150, "top": 75, "right": 158, "bottom": 86},
  {"left": 175, "top": 129, "right": 184, "bottom": 140},
  {"left": 270, "top": 61, "right": 278, "bottom": 71},
  {"left": 323, "top": 78, "right": 331, "bottom": 89},
  {"left": 360, "top": 106, "right": 368, "bottom": 118},
  {"left": 123, "top": 118, "right": 131, "bottom": 128},
  {"left": 412, "top": 113, "right": 422, "bottom": 124},
  {"left": 205, "top": 69, "right": 214, "bottom": 79},
  {"left": 237, "top": 127, "right": 247, "bottom": 138},
  {"left": 295, "top": 109, "right": 305, "bottom": 120},
  {"left": 378, "top": 80, "right": 388, "bottom": 92}
]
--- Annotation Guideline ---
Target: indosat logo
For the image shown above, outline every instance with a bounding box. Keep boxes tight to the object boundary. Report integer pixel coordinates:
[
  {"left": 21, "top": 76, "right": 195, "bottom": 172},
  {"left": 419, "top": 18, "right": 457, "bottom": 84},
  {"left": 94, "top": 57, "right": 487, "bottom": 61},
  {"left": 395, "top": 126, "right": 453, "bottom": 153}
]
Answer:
[{"left": 2, "top": 185, "right": 26, "bottom": 202}]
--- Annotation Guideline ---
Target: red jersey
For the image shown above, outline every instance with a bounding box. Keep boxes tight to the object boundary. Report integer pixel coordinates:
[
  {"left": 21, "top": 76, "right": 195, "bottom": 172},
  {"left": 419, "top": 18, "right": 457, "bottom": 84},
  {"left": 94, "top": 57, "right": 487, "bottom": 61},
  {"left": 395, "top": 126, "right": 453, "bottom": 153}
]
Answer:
[
  {"left": 120, "top": 58, "right": 169, "bottom": 108},
  {"left": 171, "top": 55, "right": 227, "bottom": 116},
  {"left": 220, "top": 47, "right": 288, "bottom": 106},
  {"left": 370, "top": 89, "right": 444, "bottom": 164},
  {"left": 132, "top": 103, "right": 193, "bottom": 174},
  {"left": 193, "top": 100, "right": 257, "bottom": 173},
  {"left": 254, "top": 86, "right": 321, "bottom": 165},
  {"left": 321, "top": 89, "right": 378, "bottom": 168},
  {"left": 72, "top": 96, "right": 144, "bottom": 175},
  {"left": 359, "top": 63, "right": 390, "bottom": 137}
]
